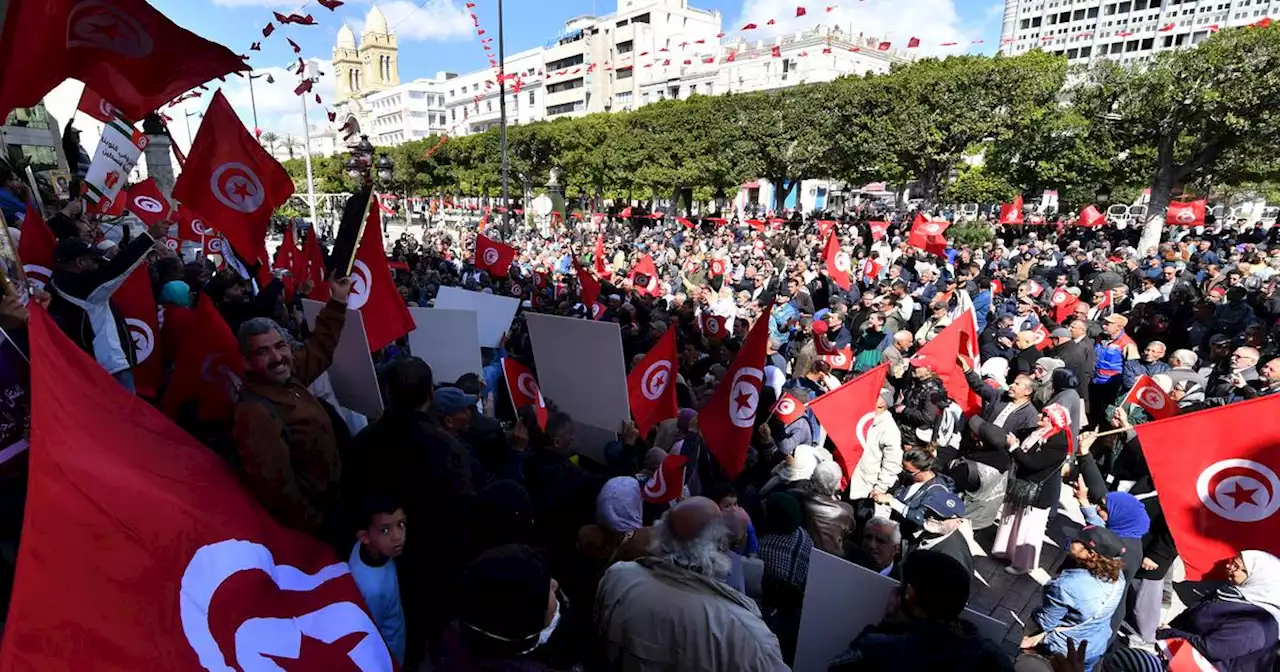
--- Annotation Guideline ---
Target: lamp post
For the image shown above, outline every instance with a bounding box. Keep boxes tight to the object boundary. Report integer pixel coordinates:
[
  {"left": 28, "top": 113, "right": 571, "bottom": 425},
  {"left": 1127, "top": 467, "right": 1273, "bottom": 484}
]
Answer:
[
  {"left": 248, "top": 72, "right": 274, "bottom": 140},
  {"left": 344, "top": 135, "right": 395, "bottom": 232},
  {"left": 183, "top": 110, "right": 203, "bottom": 150},
  {"left": 298, "top": 64, "right": 319, "bottom": 226},
  {"left": 497, "top": 0, "right": 510, "bottom": 239}
]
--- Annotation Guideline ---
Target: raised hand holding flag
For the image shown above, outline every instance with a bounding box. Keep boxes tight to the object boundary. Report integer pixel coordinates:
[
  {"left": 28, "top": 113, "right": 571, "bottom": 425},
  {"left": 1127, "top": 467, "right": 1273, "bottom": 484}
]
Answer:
[
  {"left": 627, "top": 328, "right": 678, "bottom": 437},
  {"left": 808, "top": 364, "right": 890, "bottom": 488},
  {"left": 698, "top": 306, "right": 772, "bottom": 478},
  {"left": 1123, "top": 375, "right": 1177, "bottom": 420}
]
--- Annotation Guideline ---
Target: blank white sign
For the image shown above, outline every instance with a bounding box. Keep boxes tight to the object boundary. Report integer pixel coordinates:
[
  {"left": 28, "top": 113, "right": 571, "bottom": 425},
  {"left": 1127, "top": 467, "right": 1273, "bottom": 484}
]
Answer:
[
  {"left": 407, "top": 307, "right": 483, "bottom": 386},
  {"left": 301, "top": 299, "right": 383, "bottom": 419},
  {"left": 432, "top": 286, "right": 519, "bottom": 347}
]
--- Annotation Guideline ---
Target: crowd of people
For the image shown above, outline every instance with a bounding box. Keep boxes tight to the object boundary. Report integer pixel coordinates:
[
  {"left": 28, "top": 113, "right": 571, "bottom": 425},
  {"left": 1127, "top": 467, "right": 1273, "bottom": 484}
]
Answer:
[{"left": 2, "top": 170, "right": 1280, "bottom": 671}]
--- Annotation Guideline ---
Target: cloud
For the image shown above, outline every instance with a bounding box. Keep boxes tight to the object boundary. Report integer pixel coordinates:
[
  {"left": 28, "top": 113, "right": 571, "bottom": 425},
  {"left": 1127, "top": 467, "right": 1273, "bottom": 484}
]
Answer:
[
  {"left": 360, "top": 0, "right": 474, "bottom": 42},
  {"left": 732, "top": 0, "right": 978, "bottom": 57},
  {"left": 208, "top": 0, "right": 296, "bottom": 7}
]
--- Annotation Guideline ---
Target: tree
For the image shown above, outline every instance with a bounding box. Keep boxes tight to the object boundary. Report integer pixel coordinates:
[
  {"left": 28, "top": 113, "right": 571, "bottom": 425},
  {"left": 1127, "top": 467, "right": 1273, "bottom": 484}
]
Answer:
[
  {"left": 942, "top": 165, "right": 1017, "bottom": 206},
  {"left": 729, "top": 86, "right": 837, "bottom": 212},
  {"left": 1073, "top": 25, "right": 1280, "bottom": 252},
  {"left": 281, "top": 135, "right": 301, "bottom": 159}
]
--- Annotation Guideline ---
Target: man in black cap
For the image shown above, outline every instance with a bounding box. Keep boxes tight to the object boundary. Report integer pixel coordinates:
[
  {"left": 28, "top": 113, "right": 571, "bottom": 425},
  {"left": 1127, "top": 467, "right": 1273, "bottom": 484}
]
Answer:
[{"left": 48, "top": 217, "right": 168, "bottom": 392}]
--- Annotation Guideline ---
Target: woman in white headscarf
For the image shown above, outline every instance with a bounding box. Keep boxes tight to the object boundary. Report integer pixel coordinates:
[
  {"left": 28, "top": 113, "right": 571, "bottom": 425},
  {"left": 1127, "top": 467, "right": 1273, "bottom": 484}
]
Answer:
[{"left": 1158, "top": 550, "right": 1280, "bottom": 671}]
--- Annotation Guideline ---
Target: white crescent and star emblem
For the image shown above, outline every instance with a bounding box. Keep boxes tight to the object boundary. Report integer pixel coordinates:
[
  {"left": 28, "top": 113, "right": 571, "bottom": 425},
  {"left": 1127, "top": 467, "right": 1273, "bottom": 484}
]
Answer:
[
  {"left": 517, "top": 373, "right": 544, "bottom": 407},
  {"left": 206, "top": 238, "right": 225, "bottom": 255},
  {"left": 1004, "top": 210, "right": 1018, "bottom": 223},
  {"left": 706, "top": 318, "right": 720, "bottom": 335},
  {"left": 640, "top": 361, "right": 672, "bottom": 401},
  {"left": 1175, "top": 208, "right": 1196, "bottom": 224},
  {"left": 1135, "top": 386, "right": 1165, "bottom": 410},
  {"left": 776, "top": 397, "right": 797, "bottom": 416},
  {"left": 98, "top": 99, "right": 119, "bottom": 119},
  {"left": 210, "top": 162, "right": 266, "bottom": 214},
  {"left": 854, "top": 411, "right": 877, "bottom": 447},
  {"left": 828, "top": 352, "right": 848, "bottom": 367},
  {"left": 482, "top": 247, "right": 500, "bottom": 266},
  {"left": 23, "top": 264, "right": 51, "bottom": 291},
  {"left": 191, "top": 219, "right": 210, "bottom": 236},
  {"left": 125, "top": 318, "right": 155, "bottom": 363},
  {"left": 66, "top": 0, "right": 155, "bottom": 57},
  {"left": 346, "top": 259, "right": 372, "bottom": 310},
  {"left": 163, "top": 238, "right": 179, "bottom": 252},
  {"left": 1196, "top": 459, "right": 1280, "bottom": 523},
  {"left": 925, "top": 223, "right": 942, "bottom": 234},
  {"left": 644, "top": 463, "right": 672, "bottom": 500},
  {"left": 132, "top": 195, "right": 164, "bottom": 214},
  {"left": 728, "top": 366, "right": 764, "bottom": 429},
  {"left": 1052, "top": 291, "right": 1067, "bottom": 305},
  {"left": 834, "top": 251, "right": 851, "bottom": 273}
]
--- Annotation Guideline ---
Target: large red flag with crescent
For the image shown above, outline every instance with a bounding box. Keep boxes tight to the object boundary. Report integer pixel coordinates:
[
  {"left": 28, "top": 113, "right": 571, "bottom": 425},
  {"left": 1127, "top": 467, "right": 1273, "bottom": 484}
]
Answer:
[
  {"left": 1123, "top": 375, "right": 1177, "bottom": 420},
  {"left": 808, "top": 364, "right": 889, "bottom": 488},
  {"left": 823, "top": 233, "right": 852, "bottom": 290},
  {"left": 698, "top": 306, "right": 773, "bottom": 479},
  {"left": 0, "top": 0, "right": 246, "bottom": 122},
  {"left": 907, "top": 213, "right": 949, "bottom": 257},
  {"left": 161, "top": 295, "right": 244, "bottom": 422},
  {"left": 999, "top": 195, "right": 1025, "bottom": 225},
  {"left": 626, "top": 327, "right": 678, "bottom": 437},
  {"left": 17, "top": 202, "right": 56, "bottom": 291},
  {"left": 474, "top": 233, "right": 517, "bottom": 278},
  {"left": 912, "top": 309, "right": 982, "bottom": 416},
  {"left": 173, "top": 91, "right": 294, "bottom": 266},
  {"left": 628, "top": 254, "right": 661, "bottom": 297},
  {"left": 341, "top": 208, "right": 414, "bottom": 353},
  {"left": 4, "top": 306, "right": 391, "bottom": 671},
  {"left": 1166, "top": 199, "right": 1207, "bottom": 227},
  {"left": 1136, "top": 395, "right": 1280, "bottom": 580},
  {"left": 113, "top": 265, "right": 163, "bottom": 398}
]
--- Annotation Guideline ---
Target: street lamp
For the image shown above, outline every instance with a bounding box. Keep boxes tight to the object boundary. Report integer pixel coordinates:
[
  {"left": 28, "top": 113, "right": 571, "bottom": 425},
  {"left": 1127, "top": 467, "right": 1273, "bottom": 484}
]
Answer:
[
  {"left": 247, "top": 72, "right": 274, "bottom": 139},
  {"left": 344, "top": 135, "right": 393, "bottom": 188}
]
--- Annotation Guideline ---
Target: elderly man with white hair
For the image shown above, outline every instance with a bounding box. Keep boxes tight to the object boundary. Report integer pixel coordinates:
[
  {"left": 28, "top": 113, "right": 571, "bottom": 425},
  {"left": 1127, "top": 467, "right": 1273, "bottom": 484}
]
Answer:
[
  {"left": 1166, "top": 348, "right": 1207, "bottom": 389},
  {"left": 595, "top": 497, "right": 789, "bottom": 671},
  {"left": 790, "top": 461, "right": 856, "bottom": 557}
]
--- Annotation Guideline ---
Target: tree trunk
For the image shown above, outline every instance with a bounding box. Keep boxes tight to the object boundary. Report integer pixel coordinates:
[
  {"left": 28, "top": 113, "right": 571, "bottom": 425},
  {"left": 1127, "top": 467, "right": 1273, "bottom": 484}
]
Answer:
[
  {"left": 1138, "top": 172, "right": 1175, "bottom": 255},
  {"left": 773, "top": 178, "right": 796, "bottom": 213}
]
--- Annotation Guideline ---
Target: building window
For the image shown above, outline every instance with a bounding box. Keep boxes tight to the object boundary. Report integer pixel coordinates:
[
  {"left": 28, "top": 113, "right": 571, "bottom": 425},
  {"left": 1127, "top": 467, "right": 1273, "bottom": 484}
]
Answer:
[
  {"left": 705, "top": 83, "right": 713, "bottom": 95},
  {"left": 528, "top": 90, "right": 536, "bottom": 105},
  {"left": 617, "top": 40, "right": 633, "bottom": 54},
  {"left": 1088, "top": 7, "right": 1099, "bottom": 17},
  {"left": 487, "top": 101, "right": 492, "bottom": 112},
  {"left": 616, "top": 18, "right": 628, "bottom": 27},
  {"left": 633, "top": 12, "right": 650, "bottom": 23},
  {"left": 616, "top": 66, "right": 633, "bottom": 80},
  {"left": 547, "top": 78, "right": 585, "bottom": 93},
  {"left": 451, "top": 109, "right": 456, "bottom": 120},
  {"left": 546, "top": 54, "right": 585, "bottom": 71},
  {"left": 547, "top": 101, "right": 584, "bottom": 115}
]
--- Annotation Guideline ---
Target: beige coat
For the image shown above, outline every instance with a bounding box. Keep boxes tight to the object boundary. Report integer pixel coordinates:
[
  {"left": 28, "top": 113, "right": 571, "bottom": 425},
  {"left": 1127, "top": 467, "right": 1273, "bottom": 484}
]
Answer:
[
  {"left": 847, "top": 410, "right": 903, "bottom": 501},
  {"left": 596, "top": 558, "right": 789, "bottom": 672}
]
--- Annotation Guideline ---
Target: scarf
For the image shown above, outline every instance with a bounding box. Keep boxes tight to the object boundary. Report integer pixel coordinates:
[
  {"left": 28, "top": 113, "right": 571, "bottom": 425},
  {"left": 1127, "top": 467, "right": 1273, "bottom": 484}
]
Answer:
[
  {"left": 1176, "top": 380, "right": 1205, "bottom": 407},
  {"left": 1102, "top": 492, "right": 1150, "bottom": 539},
  {"left": 1018, "top": 403, "right": 1072, "bottom": 452},
  {"left": 596, "top": 476, "right": 643, "bottom": 534},
  {"left": 1218, "top": 550, "right": 1280, "bottom": 626}
]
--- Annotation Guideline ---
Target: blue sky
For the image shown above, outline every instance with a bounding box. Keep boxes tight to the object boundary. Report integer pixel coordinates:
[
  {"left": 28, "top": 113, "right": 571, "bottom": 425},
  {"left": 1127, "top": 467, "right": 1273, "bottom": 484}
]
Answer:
[{"left": 43, "top": 0, "right": 1004, "bottom": 155}]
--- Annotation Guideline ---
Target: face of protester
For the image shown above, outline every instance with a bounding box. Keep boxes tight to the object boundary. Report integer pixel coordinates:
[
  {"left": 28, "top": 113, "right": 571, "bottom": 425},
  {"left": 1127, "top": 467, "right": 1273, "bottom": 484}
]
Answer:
[
  {"left": 1070, "top": 320, "right": 1088, "bottom": 340},
  {"left": 1102, "top": 320, "right": 1122, "bottom": 338},
  {"left": 441, "top": 406, "right": 472, "bottom": 434},
  {"left": 1232, "top": 348, "right": 1259, "bottom": 371},
  {"left": 1068, "top": 540, "right": 1093, "bottom": 563},
  {"left": 1227, "top": 554, "right": 1249, "bottom": 586},
  {"left": 244, "top": 328, "right": 294, "bottom": 384},
  {"left": 1143, "top": 343, "right": 1165, "bottom": 363},
  {"left": 717, "top": 494, "right": 739, "bottom": 512},
  {"left": 359, "top": 508, "right": 407, "bottom": 559},
  {"left": 862, "top": 524, "right": 898, "bottom": 570}
]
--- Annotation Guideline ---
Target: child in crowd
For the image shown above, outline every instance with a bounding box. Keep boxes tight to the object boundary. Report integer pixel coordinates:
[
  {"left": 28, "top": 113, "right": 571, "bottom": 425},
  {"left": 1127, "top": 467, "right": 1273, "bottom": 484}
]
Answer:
[{"left": 348, "top": 494, "right": 407, "bottom": 665}]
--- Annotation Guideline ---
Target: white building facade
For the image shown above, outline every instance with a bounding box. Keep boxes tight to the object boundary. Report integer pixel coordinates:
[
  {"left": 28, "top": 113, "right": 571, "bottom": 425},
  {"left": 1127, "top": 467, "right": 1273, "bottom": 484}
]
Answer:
[
  {"left": 442, "top": 48, "right": 546, "bottom": 136},
  {"left": 999, "top": 0, "right": 1278, "bottom": 66}
]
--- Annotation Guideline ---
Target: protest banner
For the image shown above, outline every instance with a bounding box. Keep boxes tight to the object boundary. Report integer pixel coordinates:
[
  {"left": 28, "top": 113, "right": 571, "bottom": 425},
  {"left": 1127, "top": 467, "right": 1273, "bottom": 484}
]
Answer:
[
  {"left": 83, "top": 117, "right": 148, "bottom": 212},
  {"left": 301, "top": 299, "right": 382, "bottom": 419},
  {"left": 433, "top": 286, "right": 519, "bottom": 347},
  {"left": 524, "top": 312, "right": 630, "bottom": 463},
  {"left": 407, "top": 307, "right": 483, "bottom": 386},
  {"left": 793, "top": 549, "right": 1008, "bottom": 672}
]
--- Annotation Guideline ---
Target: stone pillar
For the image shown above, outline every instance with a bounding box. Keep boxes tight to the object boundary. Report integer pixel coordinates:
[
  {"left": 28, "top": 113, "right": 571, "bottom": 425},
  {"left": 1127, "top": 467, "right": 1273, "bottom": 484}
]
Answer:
[{"left": 142, "top": 113, "right": 175, "bottom": 197}]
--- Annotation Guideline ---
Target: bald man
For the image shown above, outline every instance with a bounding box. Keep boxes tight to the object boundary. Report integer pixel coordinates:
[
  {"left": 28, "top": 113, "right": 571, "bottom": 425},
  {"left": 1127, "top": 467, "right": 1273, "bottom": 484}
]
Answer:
[{"left": 596, "top": 497, "right": 789, "bottom": 671}]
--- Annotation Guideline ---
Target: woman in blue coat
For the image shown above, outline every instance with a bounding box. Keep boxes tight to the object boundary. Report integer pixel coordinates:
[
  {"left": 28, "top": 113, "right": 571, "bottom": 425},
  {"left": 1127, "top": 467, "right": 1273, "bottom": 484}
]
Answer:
[{"left": 1158, "top": 550, "right": 1280, "bottom": 672}]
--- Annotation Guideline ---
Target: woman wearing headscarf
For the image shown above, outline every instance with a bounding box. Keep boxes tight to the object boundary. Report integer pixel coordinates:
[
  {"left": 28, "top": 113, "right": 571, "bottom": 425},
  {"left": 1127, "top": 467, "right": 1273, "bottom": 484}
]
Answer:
[
  {"left": 1073, "top": 484, "right": 1150, "bottom": 632},
  {"left": 1048, "top": 367, "right": 1084, "bottom": 438},
  {"left": 1031, "top": 357, "right": 1066, "bottom": 407},
  {"left": 1158, "top": 550, "right": 1280, "bottom": 671},
  {"left": 1171, "top": 378, "right": 1208, "bottom": 413},
  {"left": 992, "top": 404, "right": 1072, "bottom": 575},
  {"left": 577, "top": 476, "right": 653, "bottom": 567}
]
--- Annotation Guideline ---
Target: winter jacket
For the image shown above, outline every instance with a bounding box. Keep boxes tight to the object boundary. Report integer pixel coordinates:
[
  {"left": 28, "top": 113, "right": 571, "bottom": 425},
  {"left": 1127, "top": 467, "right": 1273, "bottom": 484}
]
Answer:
[
  {"left": 847, "top": 411, "right": 902, "bottom": 500},
  {"left": 1121, "top": 359, "right": 1171, "bottom": 392},
  {"left": 1160, "top": 598, "right": 1279, "bottom": 672},
  {"left": 828, "top": 616, "right": 1014, "bottom": 672},
  {"left": 1093, "top": 331, "right": 1137, "bottom": 384},
  {"left": 886, "top": 473, "right": 957, "bottom": 540},
  {"left": 1034, "top": 568, "right": 1127, "bottom": 672}
]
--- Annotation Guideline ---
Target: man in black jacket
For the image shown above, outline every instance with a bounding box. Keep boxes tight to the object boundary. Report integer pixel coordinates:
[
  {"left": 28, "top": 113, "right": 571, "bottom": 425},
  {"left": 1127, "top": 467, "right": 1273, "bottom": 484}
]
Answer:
[
  {"left": 1051, "top": 318, "right": 1096, "bottom": 405},
  {"left": 48, "top": 218, "right": 167, "bottom": 392}
]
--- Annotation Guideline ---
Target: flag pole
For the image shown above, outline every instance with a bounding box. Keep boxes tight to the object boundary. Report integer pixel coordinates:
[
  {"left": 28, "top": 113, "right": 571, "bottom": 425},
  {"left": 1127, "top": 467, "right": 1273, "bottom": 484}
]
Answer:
[
  {"left": 497, "top": 0, "right": 510, "bottom": 241},
  {"left": 300, "top": 67, "right": 319, "bottom": 229}
]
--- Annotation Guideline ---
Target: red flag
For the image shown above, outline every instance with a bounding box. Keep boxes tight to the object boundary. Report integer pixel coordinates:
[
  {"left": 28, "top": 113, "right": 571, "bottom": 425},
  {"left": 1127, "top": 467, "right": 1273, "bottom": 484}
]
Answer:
[
  {"left": 860, "top": 258, "right": 883, "bottom": 283},
  {"left": 628, "top": 254, "right": 661, "bottom": 296},
  {"left": 743, "top": 22, "right": 758, "bottom": 29},
  {"left": 1079, "top": 204, "right": 1106, "bottom": 227},
  {"left": 1032, "top": 323, "right": 1053, "bottom": 351},
  {"left": 642, "top": 454, "right": 689, "bottom": 504},
  {"left": 709, "top": 258, "right": 727, "bottom": 277},
  {"left": 771, "top": 45, "right": 782, "bottom": 57},
  {"left": 177, "top": 204, "right": 213, "bottom": 243},
  {"left": 1252, "top": 16, "right": 1273, "bottom": 27},
  {"left": 677, "top": 216, "right": 695, "bottom": 229},
  {"left": 76, "top": 87, "right": 122, "bottom": 123},
  {"left": 123, "top": 177, "right": 172, "bottom": 226},
  {"left": 907, "top": 213, "right": 950, "bottom": 257},
  {"left": 999, "top": 195, "right": 1025, "bottom": 224},
  {"left": 503, "top": 358, "right": 548, "bottom": 430},
  {"left": 574, "top": 260, "right": 603, "bottom": 320},
  {"left": 725, "top": 50, "right": 737, "bottom": 62},
  {"left": 342, "top": 209, "right": 414, "bottom": 352},
  {"left": 877, "top": 41, "right": 891, "bottom": 50},
  {"left": 698, "top": 306, "right": 773, "bottom": 478},
  {"left": 173, "top": 91, "right": 294, "bottom": 266},
  {"left": 273, "top": 225, "right": 303, "bottom": 296},
  {"left": 474, "top": 233, "right": 517, "bottom": 278},
  {"left": 1051, "top": 289, "right": 1080, "bottom": 323},
  {"left": 746, "top": 218, "right": 766, "bottom": 231},
  {"left": 808, "top": 364, "right": 889, "bottom": 488},
  {"left": 821, "top": 345, "right": 855, "bottom": 372},
  {"left": 912, "top": 310, "right": 982, "bottom": 416},
  {"left": 823, "top": 233, "right": 852, "bottom": 290},
  {"left": 161, "top": 295, "right": 244, "bottom": 422},
  {"left": 1135, "top": 395, "right": 1280, "bottom": 580},
  {"left": 18, "top": 202, "right": 56, "bottom": 291},
  {"left": 701, "top": 313, "right": 729, "bottom": 339},
  {"left": 627, "top": 328, "right": 678, "bottom": 437},
  {"left": 1166, "top": 199, "right": 1206, "bottom": 227},
  {"left": 767, "top": 19, "right": 777, "bottom": 25},
  {"left": 907, "top": 36, "right": 921, "bottom": 47},
  {"left": 1158, "top": 638, "right": 1218, "bottom": 672},
  {"left": 318, "top": 0, "right": 345, "bottom": 9},
  {"left": 10, "top": 306, "right": 389, "bottom": 670},
  {"left": 772, "top": 392, "right": 807, "bottom": 426},
  {"left": 815, "top": 219, "right": 837, "bottom": 238},
  {"left": 1158, "top": 22, "right": 1175, "bottom": 30},
  {"left": 593, "top": 234, "right": 609, "bottom": 277},
  {"left": 1123, "top": 375, "right": 1177, "bottom": 420},
  {"left": 303, "top": 229, "right": 328, "bottom": 302},
  {"left": 288, "top": 37, "right": 302, "bottom": 54},
  {"left": 796, "top": 6, "right": 808, "bottom": 16},
  {"left": 0, "top": 0, "right": 247, "bottom": 122},
  {"left": 114, "top": 266, "right": 163, "bottom": 398}
]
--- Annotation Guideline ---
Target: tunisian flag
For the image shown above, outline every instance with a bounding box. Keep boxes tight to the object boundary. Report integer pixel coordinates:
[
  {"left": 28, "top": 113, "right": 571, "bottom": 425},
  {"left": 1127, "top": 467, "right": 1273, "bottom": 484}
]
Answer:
[
  {"left": 627, "top": 328, "right": 678, "bottom": 437},
  {"left": 0, "top": 0, "right": 247, "bottom": 122},
  {"left": 303, "top": 229, "right": 329, "bottom": 302},
  {"left": 18, "top": 202, "right": 56, "bottom": 291},
  {"left": 5, "top": 306, "right": 391, "bottom": 670},
  {"left": 823, "top": 233, "right": 852, "bottom": 290},
  {"left": 161, "top": 295, "right": 244, "bottom": 422},
  {"left": 76, "top": 87, "right": 123, "bottom": 124},
  {"left": 999, "top": 195, "right": 1025, "bottom": 225},
  {"left": 123, "top": 177, "right": 172, "bottom": 226},
  {"left": 503, "top": 358, "right": 548, "bottom": 430},
  {"left": 1079, "top": 204, "right": 1107, "bottom": 227},
  {"left": 474, "top": 233, "right": 517, "bottom": 278},
  {"left": 1166, "top": 199, "right": 1207, "bottom": 227},
  {"left": 821, "top": 345, "right": 854, "bottom": 372},
  {"left": 341, "top": 209, "right": 414, "bottom": 353},
  {"left": 868, "top": 220, "right": 889, "bottom": 241},
  {"left": 1123, "top": 375, "right": 1177, "bottom": 420},
  {"left": 1135, "top": 395, "right": 1280, "bottom": 580},
  {"left": 177, "top": 204, "right": 213, "bottom": 243},
  {"left": 1051, "top": 289, "right": 1080, "bottom": 323},
  {"left": 912, "top": 309, "right": 982, "bottom": 416},
  {"left": 772, "top": 392, "right": 807, "bottom": 426},
  {"left": 698, "top": 305, "right": 773, "bottom": 479},
  {"left": 809, "top": 364, "right": 889, "bottom": 489},
  {"left": 628, "top": 254, "right": 661, "bottom": 296},
  {"left": 114, "top": 266, "right": 163, "bottom": 398},
  {"left": 173, "top": 90, "right": 294, "bottom": 266},
  {"left": 907, "top": 213, "right": 950, "bottom": 257},
  {"left": 573, "top": 260, "right": 603, "bottom": 320}
]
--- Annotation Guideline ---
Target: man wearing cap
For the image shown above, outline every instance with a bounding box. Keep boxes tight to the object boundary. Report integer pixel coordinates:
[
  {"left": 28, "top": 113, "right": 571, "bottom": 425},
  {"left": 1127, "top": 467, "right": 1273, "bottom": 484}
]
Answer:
[
  {"left": 48, "top": 217, "right": 170, "bottom": 392},
  {"left": 913, "top": 490, "right": 973, "bottom": 579},
  {"left": 1091, "top": 314, "right": 1139, "bottom": 416}
]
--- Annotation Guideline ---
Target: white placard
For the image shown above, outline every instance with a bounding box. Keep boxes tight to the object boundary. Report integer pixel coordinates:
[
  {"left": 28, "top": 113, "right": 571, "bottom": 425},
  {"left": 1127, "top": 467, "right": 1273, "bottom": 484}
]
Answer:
[
  {"left": 301, "top": 299, "right": 383, "bottom": 419},
  {"left": 407, "top": 308, "right": 483, "bottom": 385},
  {"left": 432, "top": 286, "right": 519, "bottom": 347},
  {"left": 84, "top": 120, "right": 145, "bottom": 210},
  {"left": 793, "top": 549, "right": 1008, "bottom": 672},
  {"left": 524, "top": 313, "right": 630, "bottom": 463}
]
